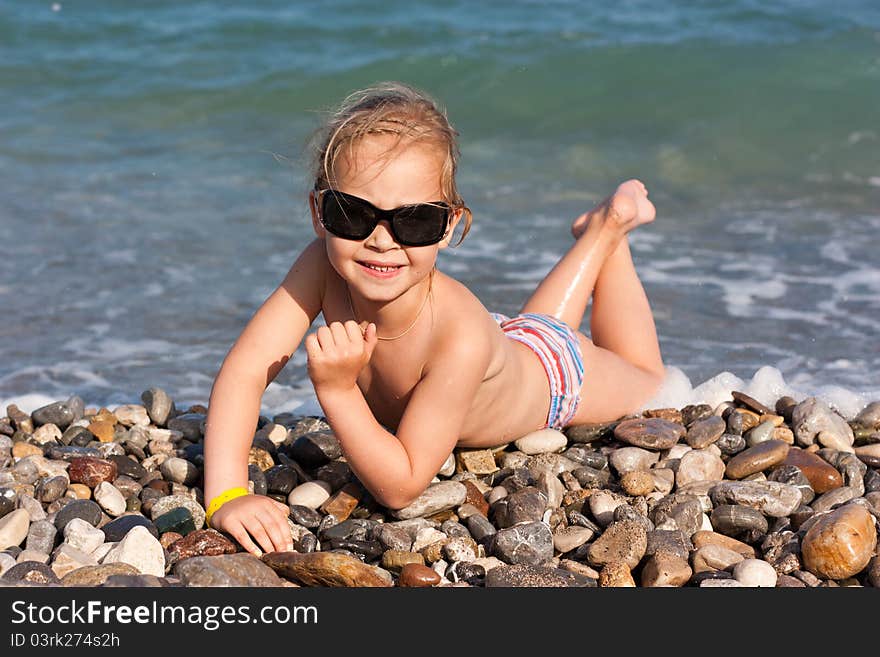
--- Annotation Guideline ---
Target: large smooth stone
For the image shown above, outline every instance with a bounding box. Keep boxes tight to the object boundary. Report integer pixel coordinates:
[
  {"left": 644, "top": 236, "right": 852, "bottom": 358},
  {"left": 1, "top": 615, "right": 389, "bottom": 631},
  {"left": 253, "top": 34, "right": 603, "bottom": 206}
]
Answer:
[
  {"left": 261, "top": 551, "right": 391, "bottom": 587},
  {"left": 725, "top": 440, "right": 790, "bottom": 479},
  {"left": 783, "top": 448, "right": 843, "bottom": 493},
  {"left": 801, "top": 504, "right": 877, "bottom": 580},
  {"left": 613, "top": 418, "right": 685, "bottom": 450},
  {"left": 390, "top": 481, "right": 466, "bottom": 520},
  {"left": 174, "top": 553, "right": 283, "bottom": 587}
]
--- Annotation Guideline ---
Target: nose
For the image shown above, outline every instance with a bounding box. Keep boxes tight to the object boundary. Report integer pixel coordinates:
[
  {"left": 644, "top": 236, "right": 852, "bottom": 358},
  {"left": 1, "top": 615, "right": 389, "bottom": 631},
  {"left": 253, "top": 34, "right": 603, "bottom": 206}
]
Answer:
[{"left": 364, "top": 219, "right": 398, "bottom": 249}]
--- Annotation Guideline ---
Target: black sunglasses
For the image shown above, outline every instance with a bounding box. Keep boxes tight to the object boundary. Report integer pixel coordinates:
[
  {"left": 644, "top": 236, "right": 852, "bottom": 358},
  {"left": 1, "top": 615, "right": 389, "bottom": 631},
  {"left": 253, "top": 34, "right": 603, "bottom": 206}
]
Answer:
[{"left": 315, "top": 188, "right": 451, "bottom": 247}]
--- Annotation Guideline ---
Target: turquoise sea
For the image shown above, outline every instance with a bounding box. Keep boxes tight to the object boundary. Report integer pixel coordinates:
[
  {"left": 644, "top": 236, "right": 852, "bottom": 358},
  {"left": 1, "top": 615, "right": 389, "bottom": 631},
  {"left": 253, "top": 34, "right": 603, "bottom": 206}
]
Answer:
[{"left": 2, "top": 1, "right": 879, "bottom": 417}]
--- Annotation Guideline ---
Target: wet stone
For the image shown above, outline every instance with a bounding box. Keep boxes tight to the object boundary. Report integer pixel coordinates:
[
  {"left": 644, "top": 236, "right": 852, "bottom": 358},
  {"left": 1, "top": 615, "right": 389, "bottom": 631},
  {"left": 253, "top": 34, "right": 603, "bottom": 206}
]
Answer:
[
  {"left": 725, "top": 440, "right": 790, "bottom": 479},
  {"left": 685, "top": 416, "right": 726, "bottom": 449},
  {"left": 391, "top": 481, "right": 466, "bottom": 520},
  {"left": 791, "top": 397, "right": 854, "bottom": 449},
  {"left": 731, "top": 391, "right": 773, "bottom": 415},
  {"left": 398, "top": 562, "right": 441, "bottom": 587},
  {"left": 710, "top": 504, "right": 768, "bottom": 537},
  {"left": 767, "top": 465, "right": 815, "bottom": 505},
  {"left": 716, "top": 433, "right": 747, "bottom": 457},
  {"left": 709, "top": 480, "right": 802, "bottom": 517},
  {"left": 261, "top": 551, "right": 390, "bottom": 587},
  {"left": 53, "top": 499, "right": 102, "bottom": 531},
  {"left": 613, "top": 418, "right": 685, "bottom": 450},
  {"left": 287, "top": 430, "right": 342, "bottom": 468},
  {"left": 286, "top": 505, "right": 320, "bottom": 530},
  {"left": 160, "top": 457, "right": 199, "bottom": 486},
  {"left": 564, "top": 422, "right": 616, "bottom": 444},
  {"left": 802, "top": 504, "right": 877, "bottom": 580},
  {"left": 264, "top": 465, "right": 298, "bottom": 495},
  {"left": 447, "top": 561, "right": 486, "bottom": 585},
  {"left": 32, "top": 397, "right": 83, "bottom": 432}
]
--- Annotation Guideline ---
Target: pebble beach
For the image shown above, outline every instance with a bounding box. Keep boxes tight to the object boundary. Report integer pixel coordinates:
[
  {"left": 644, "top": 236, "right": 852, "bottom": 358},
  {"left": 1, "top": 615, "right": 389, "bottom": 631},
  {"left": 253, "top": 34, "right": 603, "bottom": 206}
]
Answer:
[{"left": 1, "top": 386, "right": 878, "bottom": 589}]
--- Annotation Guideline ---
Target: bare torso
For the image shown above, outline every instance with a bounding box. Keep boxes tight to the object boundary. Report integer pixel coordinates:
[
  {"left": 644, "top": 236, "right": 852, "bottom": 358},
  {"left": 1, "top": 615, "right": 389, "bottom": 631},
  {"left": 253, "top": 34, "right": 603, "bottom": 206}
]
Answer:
[{"left": 319, "top": 264, "right": 552, "bottom": 447}]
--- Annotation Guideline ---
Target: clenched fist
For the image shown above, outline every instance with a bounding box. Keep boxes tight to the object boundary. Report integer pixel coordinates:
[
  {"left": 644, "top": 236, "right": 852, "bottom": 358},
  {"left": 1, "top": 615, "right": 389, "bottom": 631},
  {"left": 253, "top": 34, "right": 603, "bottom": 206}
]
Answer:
[{"left": 305, "top": 320, "right": 378, "bottom": 393}]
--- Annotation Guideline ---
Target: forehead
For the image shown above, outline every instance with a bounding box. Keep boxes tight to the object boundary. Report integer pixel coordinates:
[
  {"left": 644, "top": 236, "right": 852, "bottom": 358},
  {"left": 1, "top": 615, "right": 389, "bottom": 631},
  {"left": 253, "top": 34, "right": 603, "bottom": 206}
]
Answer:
[{"left": 334, "top": 133, "right": 444, "bottom": 205}]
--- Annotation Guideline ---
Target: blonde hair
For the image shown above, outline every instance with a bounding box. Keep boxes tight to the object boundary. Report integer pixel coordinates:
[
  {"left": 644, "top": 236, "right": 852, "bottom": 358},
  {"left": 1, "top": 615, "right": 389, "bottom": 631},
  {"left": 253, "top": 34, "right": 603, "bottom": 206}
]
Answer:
[{"left": 308, "top": 81, "right": 472, "bottom": 245}]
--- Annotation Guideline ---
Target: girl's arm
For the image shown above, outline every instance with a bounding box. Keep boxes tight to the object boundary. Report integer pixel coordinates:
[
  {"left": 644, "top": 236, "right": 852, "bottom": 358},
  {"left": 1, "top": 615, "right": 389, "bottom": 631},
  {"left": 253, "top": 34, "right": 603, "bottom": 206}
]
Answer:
[
  {"left": 306, "top": 319, "right": 492, "bottom": 509},
  {"left": 203, "top": 238, "right": 325, "bottom": 555}
]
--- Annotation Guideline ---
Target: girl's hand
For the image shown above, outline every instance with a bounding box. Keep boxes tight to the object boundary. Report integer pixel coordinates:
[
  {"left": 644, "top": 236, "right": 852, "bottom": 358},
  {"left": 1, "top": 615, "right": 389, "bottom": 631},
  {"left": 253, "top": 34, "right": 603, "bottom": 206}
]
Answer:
[
  {"left": 305, "top": 320, "right": 378, "bottom": 393},
  {"left": 209, "top": 494, "right": 294, "bottom": 556}
]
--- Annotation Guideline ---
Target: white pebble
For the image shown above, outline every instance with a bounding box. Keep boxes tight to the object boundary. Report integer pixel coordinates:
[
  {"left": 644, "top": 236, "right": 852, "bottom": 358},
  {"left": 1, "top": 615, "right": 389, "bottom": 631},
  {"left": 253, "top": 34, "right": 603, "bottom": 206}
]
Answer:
[{"left": 732, "top": 558, "right": 778, "bottom": 587}]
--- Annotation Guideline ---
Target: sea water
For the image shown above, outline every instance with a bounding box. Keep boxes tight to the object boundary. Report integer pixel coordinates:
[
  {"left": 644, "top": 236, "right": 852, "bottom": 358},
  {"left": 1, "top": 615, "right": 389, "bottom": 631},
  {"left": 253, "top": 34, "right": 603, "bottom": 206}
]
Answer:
[{"left": 1, "top": 1, "right": 878, "bottom": 419}]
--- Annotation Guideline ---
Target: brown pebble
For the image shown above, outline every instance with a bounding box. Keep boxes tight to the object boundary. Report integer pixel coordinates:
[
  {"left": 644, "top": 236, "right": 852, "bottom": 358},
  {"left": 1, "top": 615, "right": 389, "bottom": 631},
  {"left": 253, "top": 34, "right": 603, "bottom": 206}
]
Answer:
[
  {"left": 725, "top": 439, "right": 790, "bottom": 479},
  {"left": 67, "top": 484, "right": 92, "bottom": 500},
  {"left": 462, "top": 480, "right": 489, "bottom": 516},
  {"left": 320, "top": 482, "right": 364, "bottom": 522},
  {"left": 87, "top": 420, "right": 116, "bottom": 443},
  {"left": 773, "top": 426, "right": 795, "bottom": 444},
  {"left": 732, "top": 391, "right": 773, "bottom": 415},
  {"left": 12, "top": 442, "right": 43, "bottom": 459},
  {"left": 643, "top": 408, "right": 683, "bottom": 424},
  {"left": 398, "top": 563, "right": 441, "bottom": 587},
  {"left": 613, "top": 418, "right": 685, "bottom": 450},
  {"left": 691, "top": 530, "right": 756, "bottom": 559},
  {"left": 598, "top": 561, "right": 636, "bottom": 587},
  {"left": 620, "top": 471, "right": 655, "bottom": 497},
  {"left": 68, "top": 457, "right": 117, "bottom": 488},
  {"left": 802, "top": 504, "right": 877, "bottom": 580},
  {"left": 160, "top": 532, "right": 183, "bottom": 549},
  {"left": 784, "top": 447, "right": 843, "bottom": 493}
]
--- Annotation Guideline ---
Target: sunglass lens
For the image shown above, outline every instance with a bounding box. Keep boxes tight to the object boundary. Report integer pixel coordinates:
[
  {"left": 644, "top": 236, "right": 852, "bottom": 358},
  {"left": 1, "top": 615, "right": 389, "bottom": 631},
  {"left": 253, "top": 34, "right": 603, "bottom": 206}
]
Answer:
[
  {"left": 322, "top": 192, "right": 375, "bottom": 239},
  {"left": 392, "top": 205, "right": 448, "bottom": 246}
]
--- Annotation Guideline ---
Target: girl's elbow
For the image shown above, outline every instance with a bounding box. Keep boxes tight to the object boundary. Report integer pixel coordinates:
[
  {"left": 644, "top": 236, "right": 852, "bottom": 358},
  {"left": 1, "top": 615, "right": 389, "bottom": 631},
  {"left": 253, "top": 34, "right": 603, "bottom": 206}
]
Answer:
[{"left": 374, "top": 487, "right": 422, "bottom": 511}]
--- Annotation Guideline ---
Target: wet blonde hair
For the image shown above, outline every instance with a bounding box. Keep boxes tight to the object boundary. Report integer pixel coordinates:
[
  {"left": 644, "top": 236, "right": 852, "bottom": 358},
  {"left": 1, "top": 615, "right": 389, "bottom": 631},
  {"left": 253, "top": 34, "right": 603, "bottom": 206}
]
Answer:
[{"left": 308, "top": 81, "right": 472, "bottom": 245}]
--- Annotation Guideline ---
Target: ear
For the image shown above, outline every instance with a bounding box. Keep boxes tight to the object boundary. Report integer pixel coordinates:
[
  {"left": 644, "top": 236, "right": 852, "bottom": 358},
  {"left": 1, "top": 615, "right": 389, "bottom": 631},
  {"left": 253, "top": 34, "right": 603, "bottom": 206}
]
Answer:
[
  {"left": 309, "top": 190, "right": 326, "bottom": 239},
  {"left": 438, "top": 208, "right": 464, "bottom": 249}
]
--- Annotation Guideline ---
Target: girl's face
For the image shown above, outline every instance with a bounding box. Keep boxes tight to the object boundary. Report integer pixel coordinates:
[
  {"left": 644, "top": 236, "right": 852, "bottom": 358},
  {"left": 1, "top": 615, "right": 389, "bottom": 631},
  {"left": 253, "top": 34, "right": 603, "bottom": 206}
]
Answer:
[{"left": 311, "top": 133, "right": 461, "bottom": 304}]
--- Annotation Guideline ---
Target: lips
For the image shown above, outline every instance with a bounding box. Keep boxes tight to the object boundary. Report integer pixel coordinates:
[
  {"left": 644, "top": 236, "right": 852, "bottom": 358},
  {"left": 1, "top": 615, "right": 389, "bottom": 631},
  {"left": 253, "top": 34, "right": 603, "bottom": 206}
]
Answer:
[{"left": 357, "top": 260, "right": 404, "bottom": 278}]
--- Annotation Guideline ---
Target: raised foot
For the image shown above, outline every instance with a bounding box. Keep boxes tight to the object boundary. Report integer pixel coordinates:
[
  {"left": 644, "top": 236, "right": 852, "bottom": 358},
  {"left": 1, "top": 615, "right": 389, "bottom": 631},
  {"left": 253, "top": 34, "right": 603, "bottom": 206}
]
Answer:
[{"left": 571, "top": 179, "right": 656, "bottom": 240}]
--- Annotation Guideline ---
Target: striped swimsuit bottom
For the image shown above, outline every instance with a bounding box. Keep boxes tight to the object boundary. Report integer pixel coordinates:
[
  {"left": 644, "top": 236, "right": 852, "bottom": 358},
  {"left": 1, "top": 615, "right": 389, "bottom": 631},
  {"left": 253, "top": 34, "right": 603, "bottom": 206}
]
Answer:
[{"left": 490, "top": 312, "right": 585, "bottom": 430}]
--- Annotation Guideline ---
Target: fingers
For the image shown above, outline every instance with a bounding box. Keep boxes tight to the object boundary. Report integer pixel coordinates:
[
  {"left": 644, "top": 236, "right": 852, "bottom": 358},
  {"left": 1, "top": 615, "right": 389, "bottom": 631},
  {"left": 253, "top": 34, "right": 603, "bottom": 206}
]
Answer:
[{"left": 215, "top": 498, "right": 294, "bottom": 556}]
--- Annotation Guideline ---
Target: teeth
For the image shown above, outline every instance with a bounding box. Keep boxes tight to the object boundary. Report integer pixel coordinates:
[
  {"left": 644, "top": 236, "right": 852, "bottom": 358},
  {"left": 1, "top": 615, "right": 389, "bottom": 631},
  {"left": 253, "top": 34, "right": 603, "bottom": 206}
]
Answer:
[{"left": 364, "top": 264, "right": 398, "bottom": 272}]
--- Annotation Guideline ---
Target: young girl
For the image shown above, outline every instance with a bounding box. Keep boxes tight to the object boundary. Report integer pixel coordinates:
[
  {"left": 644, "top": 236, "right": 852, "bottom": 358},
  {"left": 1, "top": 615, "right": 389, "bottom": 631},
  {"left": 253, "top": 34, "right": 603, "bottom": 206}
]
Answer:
[{"left": 202, "top": 81, "right": 665, "bottom": 557}]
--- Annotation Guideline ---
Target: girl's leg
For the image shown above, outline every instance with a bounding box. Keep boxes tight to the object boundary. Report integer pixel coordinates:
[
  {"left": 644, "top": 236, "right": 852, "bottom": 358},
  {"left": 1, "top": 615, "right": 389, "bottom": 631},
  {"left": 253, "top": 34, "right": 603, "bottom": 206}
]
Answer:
[{"left": 520, "top": 180, "right": 665, "bottom": 423}]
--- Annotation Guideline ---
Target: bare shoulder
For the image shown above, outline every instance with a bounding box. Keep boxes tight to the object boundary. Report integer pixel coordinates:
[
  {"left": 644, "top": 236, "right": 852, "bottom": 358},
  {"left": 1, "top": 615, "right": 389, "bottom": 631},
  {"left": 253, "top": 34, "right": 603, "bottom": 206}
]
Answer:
[{"left": 424, "top": 271, "right": 495, "bottom": 372}]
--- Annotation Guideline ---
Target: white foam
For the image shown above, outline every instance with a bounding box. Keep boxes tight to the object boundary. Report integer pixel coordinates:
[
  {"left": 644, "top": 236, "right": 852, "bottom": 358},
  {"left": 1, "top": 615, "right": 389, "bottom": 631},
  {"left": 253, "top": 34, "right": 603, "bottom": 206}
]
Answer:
[
  {"left": 0, "top": 393, "right": 65, "bottom": 416},
  {"left": 643, "top": 364, "right": 878, "bottom": 420}
]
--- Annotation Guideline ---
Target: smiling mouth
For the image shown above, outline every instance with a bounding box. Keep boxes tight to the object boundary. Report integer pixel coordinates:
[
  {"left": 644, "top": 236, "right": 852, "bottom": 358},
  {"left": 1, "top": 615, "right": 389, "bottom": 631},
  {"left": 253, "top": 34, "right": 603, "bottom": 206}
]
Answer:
[{"left": 359, "top": 262, "right": 403, "bottom": 273}]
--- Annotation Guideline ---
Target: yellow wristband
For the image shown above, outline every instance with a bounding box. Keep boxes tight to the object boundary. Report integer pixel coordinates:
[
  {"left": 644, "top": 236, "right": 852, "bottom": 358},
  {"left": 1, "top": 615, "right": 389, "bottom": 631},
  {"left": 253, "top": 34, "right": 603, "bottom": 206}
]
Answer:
[{"left": 205, "top": 486, "right": 249, "bottom": 528}]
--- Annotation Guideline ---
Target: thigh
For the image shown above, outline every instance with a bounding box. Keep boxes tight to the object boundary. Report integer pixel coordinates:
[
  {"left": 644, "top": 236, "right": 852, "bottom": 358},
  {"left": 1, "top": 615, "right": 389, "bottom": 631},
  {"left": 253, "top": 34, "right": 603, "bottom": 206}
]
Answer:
[{"left": 567, "top": 333, "right": 664, "bottom": 425}]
